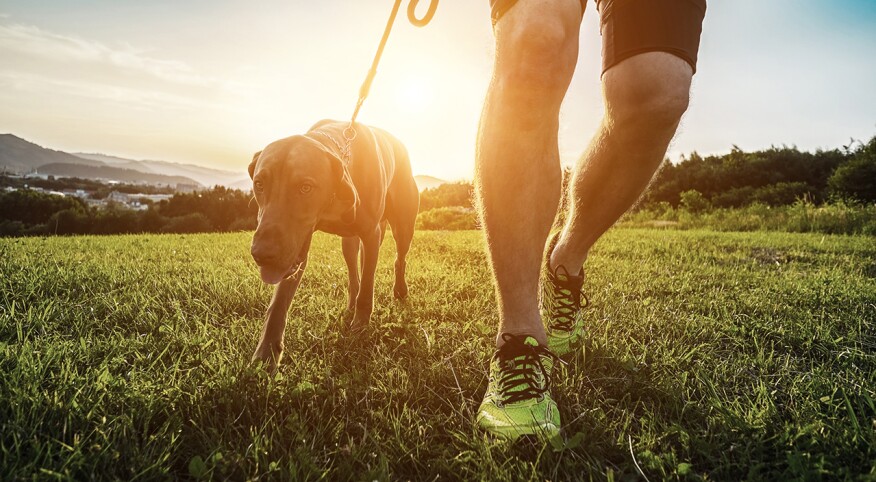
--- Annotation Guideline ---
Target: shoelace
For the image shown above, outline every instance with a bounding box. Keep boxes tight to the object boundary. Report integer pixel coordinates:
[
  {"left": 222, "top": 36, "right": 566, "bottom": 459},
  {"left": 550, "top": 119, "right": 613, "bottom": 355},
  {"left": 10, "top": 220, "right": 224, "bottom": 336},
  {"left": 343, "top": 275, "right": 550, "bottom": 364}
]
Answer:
[
  {"left": 547, "top": 266, "right": 588, "bottom": 332},
  {"left": 494, "top": 333, "right": 561, "bottom": 404}
]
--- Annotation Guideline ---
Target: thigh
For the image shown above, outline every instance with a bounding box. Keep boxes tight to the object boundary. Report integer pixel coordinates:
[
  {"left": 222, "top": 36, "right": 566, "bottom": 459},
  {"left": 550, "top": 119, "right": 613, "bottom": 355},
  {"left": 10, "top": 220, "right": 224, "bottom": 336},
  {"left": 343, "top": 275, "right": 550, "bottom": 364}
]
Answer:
[{"left": 598, "top": 0, "right": 706, "bottom": 76}]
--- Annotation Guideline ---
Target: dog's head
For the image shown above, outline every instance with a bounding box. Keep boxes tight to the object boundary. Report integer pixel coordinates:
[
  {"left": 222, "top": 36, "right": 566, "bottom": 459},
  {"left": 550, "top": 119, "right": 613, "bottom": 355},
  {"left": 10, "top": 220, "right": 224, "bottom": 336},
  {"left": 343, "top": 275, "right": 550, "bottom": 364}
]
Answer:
[{"left": 248, "top": 135, "right": 358, "bottom": 284}]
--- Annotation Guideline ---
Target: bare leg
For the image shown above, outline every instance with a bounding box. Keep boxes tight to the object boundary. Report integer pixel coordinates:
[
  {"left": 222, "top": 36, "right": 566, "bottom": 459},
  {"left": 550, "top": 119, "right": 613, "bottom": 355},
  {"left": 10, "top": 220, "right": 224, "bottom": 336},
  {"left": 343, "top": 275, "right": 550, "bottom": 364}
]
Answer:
[
  {"left": 475, "top": 0, "right": 583, "bottom": 347},
  {"left": 351, "top": 226, "right": 382, "bottom": 329},
  {"left": 550, "top": 52, "right": 694, "bottom": 272},
  {"left": 252, "top": 258, "right": 307, "bottom": 371},
  {"left": 342, "top": 236, "right": 360, "bottom": 317}
]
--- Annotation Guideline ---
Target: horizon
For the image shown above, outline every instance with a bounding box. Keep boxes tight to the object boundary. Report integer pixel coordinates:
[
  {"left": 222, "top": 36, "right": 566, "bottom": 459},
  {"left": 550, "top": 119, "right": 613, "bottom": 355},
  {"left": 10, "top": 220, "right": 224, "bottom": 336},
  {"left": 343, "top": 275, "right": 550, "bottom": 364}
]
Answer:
[{"left": 1, "top": 1, "right": 875, "bottom": 180}]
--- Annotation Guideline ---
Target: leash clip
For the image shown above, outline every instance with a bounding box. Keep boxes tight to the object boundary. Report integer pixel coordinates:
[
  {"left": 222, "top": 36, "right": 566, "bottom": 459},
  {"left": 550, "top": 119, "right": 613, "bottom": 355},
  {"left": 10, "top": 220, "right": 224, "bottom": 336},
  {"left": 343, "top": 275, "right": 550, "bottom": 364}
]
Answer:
[{"left": 340, "top": 124, "right": 357, "bottom": 165}]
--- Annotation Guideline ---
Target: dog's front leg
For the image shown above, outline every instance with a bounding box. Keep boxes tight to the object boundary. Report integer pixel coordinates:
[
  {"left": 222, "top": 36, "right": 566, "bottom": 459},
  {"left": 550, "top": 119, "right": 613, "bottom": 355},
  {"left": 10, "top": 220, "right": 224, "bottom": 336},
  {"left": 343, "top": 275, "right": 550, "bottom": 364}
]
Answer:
[
  {"left": 252, "top": 260, "right": 306, "bottom": 371},
  {"left": 350, "top": 227, "right": 381, "bottom": 330},
  {"left": 341, "top": 236, "right": 360, "bottom": 320}
]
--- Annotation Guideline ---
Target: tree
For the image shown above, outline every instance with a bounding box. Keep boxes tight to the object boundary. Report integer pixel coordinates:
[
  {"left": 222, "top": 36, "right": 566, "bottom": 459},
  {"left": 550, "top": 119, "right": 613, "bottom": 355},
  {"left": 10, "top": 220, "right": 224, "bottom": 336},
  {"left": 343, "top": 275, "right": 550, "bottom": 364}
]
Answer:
[
  {"left": 680, "top": 189, "right": 710, "bottom": 213},
  {"left": 828, "top": 136, "right": 876, "bottom": 203}
]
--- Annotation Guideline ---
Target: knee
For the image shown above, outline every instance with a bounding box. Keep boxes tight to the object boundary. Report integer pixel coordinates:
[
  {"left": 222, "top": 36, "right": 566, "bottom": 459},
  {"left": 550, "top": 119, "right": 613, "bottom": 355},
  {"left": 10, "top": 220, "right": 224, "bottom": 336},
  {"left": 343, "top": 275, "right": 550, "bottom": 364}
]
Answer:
[
  {"left": 604, "top": 57, "right": 693, "bottom": 131},
  {"left": 493, "top": 16, "right": 579, "bottom": 96},
  {"left": 608, "top": 82, "right": 690, "bottom": 131}
]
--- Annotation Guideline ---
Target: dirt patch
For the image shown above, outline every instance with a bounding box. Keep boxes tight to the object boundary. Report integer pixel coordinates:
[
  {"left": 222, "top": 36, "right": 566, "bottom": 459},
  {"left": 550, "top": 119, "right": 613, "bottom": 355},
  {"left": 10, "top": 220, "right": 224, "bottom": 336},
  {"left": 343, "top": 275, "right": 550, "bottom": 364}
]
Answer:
[{"left": 750, "top": 247, "right": 788, "bottom": 265}]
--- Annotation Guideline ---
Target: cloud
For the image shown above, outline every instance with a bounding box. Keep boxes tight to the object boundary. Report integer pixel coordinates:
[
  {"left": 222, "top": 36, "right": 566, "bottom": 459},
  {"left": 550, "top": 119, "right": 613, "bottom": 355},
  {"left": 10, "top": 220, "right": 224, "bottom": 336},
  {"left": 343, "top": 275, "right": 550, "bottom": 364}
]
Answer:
[
  {"left": 0, "top": 71, "right": 217, "bottom": 112},
  {"left": 0, "top": 22, "right": 218, "bottom": 87}
]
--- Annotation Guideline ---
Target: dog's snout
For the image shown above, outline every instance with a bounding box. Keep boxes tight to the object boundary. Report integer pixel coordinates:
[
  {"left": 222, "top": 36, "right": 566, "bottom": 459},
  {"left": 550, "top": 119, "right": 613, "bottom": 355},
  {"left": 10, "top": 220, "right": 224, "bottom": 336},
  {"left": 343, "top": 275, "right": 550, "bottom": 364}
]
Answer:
[{"left": 251, "top": 244, "right": 278, "bottom": 266}]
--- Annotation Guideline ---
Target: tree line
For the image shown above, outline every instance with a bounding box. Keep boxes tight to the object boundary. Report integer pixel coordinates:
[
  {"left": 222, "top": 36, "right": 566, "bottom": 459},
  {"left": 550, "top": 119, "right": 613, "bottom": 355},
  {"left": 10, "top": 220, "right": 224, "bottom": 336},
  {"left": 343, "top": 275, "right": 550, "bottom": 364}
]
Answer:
[
  {"left": 643, "top": 135, "right": 876, "bottom": 208},
  {"left": 1, "top": 135, "right": 874, "bottom": 236},
  {"left": 0, "top": 186, "right": 256, "bottom": 236}
]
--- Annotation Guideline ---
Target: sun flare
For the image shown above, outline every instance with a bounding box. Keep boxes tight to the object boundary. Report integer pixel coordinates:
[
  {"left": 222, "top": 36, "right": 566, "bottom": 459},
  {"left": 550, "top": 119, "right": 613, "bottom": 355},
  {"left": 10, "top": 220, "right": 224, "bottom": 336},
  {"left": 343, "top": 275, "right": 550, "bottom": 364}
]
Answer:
[{"left": 396, "top": 76, "right": 435, "bottom": 112}]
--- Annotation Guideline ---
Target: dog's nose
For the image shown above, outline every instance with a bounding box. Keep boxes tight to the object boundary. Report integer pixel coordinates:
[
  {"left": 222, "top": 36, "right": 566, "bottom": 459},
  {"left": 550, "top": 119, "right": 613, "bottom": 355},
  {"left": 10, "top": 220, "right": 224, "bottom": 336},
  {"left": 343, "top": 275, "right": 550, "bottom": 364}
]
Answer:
[{"left": 251, "top": 245, "right": 278, "bottom": 266}]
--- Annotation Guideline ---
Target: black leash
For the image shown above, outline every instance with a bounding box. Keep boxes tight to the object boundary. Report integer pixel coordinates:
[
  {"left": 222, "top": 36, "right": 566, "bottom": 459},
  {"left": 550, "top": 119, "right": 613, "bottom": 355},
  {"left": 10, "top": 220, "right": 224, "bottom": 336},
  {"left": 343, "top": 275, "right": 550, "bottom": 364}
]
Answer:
[{"left": 343, "top": 0, "right": 439, "bottom": 145}]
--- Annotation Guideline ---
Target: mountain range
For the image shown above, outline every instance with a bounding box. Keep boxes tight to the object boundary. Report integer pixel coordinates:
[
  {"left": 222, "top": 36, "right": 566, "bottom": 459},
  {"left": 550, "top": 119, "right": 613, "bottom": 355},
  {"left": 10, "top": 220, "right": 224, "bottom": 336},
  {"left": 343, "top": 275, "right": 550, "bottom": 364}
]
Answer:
[{"left": 0, "top": 133, "right": 445, "bottom": 191}]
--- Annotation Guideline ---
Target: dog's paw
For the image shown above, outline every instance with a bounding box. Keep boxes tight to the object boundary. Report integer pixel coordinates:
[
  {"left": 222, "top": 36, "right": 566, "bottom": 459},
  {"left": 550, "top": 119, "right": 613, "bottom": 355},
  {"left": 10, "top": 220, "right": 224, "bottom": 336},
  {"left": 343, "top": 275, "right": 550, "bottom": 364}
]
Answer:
[
  {"left": 349, "top": 315, "right": 370, "bottom": 334},
  {"left": 341, "top": 307, "right": 356, "bottom": 323},
  {"left": 393, "top": 283, "right": 408, "bottom": 300},
  {"left": 251, "top": 344, "right": 283, "bottom": 373}
]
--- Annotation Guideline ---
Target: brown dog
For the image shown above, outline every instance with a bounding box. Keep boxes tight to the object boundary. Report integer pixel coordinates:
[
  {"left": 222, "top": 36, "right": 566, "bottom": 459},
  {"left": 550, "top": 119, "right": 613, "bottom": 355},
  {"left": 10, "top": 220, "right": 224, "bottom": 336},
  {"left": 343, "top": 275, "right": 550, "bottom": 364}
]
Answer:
[{"left": 248, "top": 119, "right": 419, "bottom": 369}]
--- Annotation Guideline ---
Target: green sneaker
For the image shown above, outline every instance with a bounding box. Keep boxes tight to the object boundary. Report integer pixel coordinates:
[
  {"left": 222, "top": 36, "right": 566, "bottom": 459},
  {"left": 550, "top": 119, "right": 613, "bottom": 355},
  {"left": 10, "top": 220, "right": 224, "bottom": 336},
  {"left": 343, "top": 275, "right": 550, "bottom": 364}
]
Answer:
[
  {"left": 476, "top": 333, "right": 561, "bottom": 440},
  {"left": 541, "top": 234, "right": 588, "bottom": 356}
]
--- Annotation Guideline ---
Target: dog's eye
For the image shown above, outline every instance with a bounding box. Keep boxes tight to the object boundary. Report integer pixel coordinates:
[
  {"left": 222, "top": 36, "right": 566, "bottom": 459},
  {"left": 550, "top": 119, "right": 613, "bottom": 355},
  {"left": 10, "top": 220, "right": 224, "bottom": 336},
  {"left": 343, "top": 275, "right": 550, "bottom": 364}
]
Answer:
[
  {"left": 299, "top": 183, "right": 313, "bottom": 195},
  {"left": 254, "top": 180, "right": 264, "bottom": 193}
]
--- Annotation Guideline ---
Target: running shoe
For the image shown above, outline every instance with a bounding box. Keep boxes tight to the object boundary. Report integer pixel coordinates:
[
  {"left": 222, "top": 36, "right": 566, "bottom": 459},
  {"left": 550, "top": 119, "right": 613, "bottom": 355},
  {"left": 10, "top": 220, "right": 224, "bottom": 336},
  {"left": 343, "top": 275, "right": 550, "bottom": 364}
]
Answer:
[
  {"left": 476, "top": 333, "right": 561, "bottom": 440},
  {"left": 541, "top": 234, "right": 588, "bottom": 356}
]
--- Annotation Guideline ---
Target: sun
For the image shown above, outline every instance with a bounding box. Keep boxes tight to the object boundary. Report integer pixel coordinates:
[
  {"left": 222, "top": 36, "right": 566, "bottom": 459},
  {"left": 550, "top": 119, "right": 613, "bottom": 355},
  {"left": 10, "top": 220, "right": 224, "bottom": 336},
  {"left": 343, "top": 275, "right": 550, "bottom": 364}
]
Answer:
[{"left": 397, "top": 76, "right": 435, "bottom": 112}]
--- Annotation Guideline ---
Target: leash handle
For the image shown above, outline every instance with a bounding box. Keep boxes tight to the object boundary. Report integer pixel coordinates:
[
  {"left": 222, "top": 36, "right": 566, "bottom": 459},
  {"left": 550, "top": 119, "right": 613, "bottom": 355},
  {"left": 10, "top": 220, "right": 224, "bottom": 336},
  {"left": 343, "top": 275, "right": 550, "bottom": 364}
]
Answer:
[
  {"left": 349, "top": 0, "right": 439, "bottom": 126},
  {"left": 407, "top": 0, "right": 439, "bottom": 27}
]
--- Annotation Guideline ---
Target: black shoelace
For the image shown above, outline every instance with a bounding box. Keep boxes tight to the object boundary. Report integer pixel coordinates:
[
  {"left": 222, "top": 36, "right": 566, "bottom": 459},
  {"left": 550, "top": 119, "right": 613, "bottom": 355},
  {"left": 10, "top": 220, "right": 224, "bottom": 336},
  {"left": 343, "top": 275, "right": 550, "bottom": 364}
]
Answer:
[
  {"left": 547, "top": 266, "right": 588, "bottom": 332},
  {"left": 495, "top": 333, "right": 560, "bottom": 404}
]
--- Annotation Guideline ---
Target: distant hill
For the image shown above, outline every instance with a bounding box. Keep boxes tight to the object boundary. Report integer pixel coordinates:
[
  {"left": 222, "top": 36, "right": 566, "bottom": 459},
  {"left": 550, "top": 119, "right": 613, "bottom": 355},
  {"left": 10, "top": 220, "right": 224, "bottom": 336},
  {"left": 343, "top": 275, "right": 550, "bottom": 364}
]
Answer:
[
  {"left": 0, "top": 133, "right": 248, "bottom": 188},
  {"left": 74, "top": 153, "right": 249, "bottom": 188},
  {"left": 2, "top": 133, "right": 445, "bottom": 191},
  {"left": 414, "top": 175, "right": 446, "bottom": 191},
  {"left": 37, "top": 163, "right": 201, "bottom": 186},
  {"left": 228, "top": 178, "right": 253, "bottom": 191},
  {"left": 0, "top": 134, "right": 103, "bottom": 172}
]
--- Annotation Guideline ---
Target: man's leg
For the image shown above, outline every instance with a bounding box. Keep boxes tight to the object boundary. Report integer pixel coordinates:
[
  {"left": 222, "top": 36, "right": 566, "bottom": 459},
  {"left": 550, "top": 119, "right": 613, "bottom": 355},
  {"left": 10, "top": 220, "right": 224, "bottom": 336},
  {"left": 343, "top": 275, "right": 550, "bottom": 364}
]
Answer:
[
  {"left": 475, "top": 0, "right": 583, "bottom": 348},
  {"left": 476, "top": 2, "right": 584, "bottom": 439},
  {"left": 550, "top": 52, "right": 694, "bottom": 272}
]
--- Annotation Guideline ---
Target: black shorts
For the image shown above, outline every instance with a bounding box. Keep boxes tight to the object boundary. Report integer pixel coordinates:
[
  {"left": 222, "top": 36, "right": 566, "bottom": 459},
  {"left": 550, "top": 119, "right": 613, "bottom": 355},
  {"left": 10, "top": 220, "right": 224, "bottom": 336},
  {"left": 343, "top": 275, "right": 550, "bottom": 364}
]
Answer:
[{"left": 489, "top": 0, "right": 706, "bottom": 74}]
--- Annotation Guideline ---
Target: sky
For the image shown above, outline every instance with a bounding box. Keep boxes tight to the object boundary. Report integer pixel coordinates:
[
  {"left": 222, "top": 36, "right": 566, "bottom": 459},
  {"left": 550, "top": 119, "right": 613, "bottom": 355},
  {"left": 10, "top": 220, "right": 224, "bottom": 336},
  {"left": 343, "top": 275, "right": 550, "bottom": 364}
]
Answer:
[{"left": 0, "top": 0, "right": 874, "bottom": 181}]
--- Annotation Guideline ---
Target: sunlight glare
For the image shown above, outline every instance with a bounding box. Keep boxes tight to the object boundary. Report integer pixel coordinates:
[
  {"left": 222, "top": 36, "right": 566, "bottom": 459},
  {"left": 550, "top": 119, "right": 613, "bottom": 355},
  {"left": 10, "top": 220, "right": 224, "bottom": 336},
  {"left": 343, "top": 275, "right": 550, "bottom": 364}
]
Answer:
[{"left": 397, "top": 76, "right": 435, "bottom": 112}]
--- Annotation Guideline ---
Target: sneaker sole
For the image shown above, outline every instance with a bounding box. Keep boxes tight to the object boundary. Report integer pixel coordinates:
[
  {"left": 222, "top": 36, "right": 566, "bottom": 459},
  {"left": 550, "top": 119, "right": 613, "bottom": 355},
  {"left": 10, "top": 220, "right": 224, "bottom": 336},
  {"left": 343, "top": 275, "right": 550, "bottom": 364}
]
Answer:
[{"left": 477, "top": 420, "right": 561, "bottom": 440}]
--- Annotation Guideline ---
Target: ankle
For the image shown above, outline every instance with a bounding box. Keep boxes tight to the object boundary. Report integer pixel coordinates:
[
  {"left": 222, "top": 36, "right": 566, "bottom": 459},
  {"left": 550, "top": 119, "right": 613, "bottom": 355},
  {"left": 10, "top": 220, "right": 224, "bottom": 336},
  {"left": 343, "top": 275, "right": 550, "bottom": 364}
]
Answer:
[
  {"left": 549, "top": 234, "right": 587, "bottom": 276},
  {"left": 496, "top": 328, "right": 548, "bottom": 348}
]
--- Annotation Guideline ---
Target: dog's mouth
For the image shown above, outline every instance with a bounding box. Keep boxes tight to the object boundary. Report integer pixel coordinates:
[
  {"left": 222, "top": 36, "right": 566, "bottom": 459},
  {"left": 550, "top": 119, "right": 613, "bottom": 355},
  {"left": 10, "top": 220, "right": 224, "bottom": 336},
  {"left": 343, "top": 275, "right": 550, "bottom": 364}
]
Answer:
[
  {"left": 258, "top": 258, "right": 303, "bottom": 285},
  {"left": 256, "top": 241, "right": 311, "bottom": 285}
]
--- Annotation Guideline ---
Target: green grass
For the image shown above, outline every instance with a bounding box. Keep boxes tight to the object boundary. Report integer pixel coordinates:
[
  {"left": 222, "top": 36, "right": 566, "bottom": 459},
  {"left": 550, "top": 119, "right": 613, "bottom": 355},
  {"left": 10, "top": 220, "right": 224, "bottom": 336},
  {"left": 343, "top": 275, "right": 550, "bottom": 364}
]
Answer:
[{"left": 1, "top": 229, "right": 875, "bottom": 480}]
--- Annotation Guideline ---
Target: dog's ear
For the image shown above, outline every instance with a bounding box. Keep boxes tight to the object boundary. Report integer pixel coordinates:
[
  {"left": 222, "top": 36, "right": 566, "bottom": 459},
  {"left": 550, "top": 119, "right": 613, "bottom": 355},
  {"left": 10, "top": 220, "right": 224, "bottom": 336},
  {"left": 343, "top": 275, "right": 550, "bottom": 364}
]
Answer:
[
  {"left": 248, "top": 151, "right": 262, "bottom": 180},
  {"left": 328, "top": 153, "right": 359, "bottom": 224}
]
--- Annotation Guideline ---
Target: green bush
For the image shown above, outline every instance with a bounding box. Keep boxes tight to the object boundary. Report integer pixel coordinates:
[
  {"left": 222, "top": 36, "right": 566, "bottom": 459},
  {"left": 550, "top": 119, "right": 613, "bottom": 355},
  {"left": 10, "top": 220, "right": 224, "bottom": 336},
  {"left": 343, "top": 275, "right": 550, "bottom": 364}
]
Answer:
[
  {"left": 828, "top": 138, "right": 876, "bottom": 203},
  {"left": 416, "top": 207, "right": 478, "bottom": 230},
  {"left": 418, "top": 182, "right": 473, "bottom": 211},
  {"left": 679, "top": 190, "right": 711, "bottom": 214}
]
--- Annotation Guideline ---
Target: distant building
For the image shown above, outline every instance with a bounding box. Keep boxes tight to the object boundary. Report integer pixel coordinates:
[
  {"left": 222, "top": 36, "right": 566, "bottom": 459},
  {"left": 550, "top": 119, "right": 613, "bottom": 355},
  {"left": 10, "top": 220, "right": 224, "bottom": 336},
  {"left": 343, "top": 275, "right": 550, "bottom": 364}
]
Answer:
[
  {"left": 106, "top": 191, "right": 130, "bottom": 203},
  {"left": 103, "top": 191, "right": 173, "bottom": 210},
  {"left": 63, "top": 189, "right": 90, "bottom": 199}
]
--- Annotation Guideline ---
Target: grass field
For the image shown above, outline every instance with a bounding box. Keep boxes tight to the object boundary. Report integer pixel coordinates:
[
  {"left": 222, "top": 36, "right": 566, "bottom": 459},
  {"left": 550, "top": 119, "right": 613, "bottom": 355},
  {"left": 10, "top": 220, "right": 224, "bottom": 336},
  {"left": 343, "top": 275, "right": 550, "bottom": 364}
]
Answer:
[{"left": 1, "top": 229, "right": 875, "bottom": 480}]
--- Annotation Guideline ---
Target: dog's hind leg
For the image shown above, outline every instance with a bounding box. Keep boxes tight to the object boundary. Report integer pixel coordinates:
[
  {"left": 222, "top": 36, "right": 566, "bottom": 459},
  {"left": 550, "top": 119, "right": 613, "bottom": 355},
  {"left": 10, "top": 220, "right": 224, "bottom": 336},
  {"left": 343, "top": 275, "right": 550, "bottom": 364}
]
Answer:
[
  {"left": 387, "top": 181, "right": 418, "bottom": 300},
  {"left": 389, "top": 220, "right": 413, "bottom": 300},
  {"left": 252, "top": 259, "right": 307, "bottom": 372},
  {"left": 342, "top": 236, "right": 360, "bottom": 319}
]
